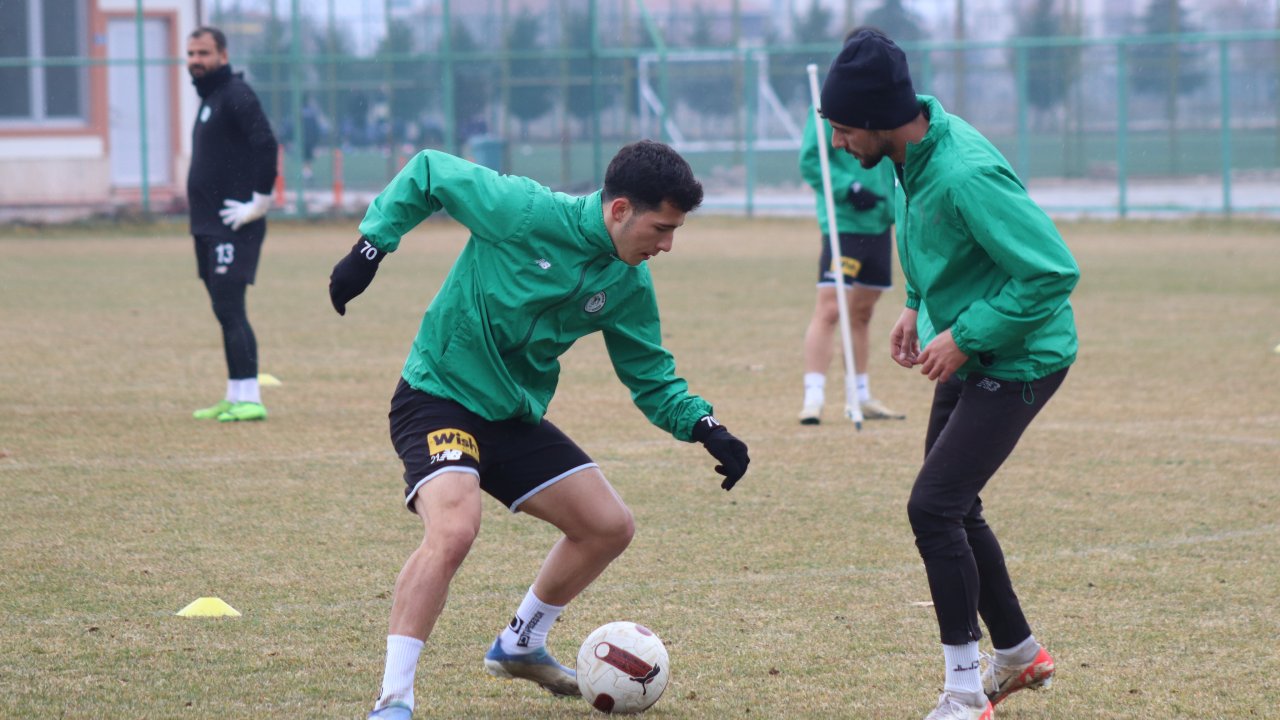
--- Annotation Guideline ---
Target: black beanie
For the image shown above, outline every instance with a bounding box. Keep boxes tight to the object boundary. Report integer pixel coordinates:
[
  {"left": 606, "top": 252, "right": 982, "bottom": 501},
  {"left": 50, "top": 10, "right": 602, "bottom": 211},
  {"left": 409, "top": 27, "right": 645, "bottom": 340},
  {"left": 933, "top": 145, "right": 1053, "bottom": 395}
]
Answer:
[{"left": 820, "top": 28, "right": 919, "bottom": 131}]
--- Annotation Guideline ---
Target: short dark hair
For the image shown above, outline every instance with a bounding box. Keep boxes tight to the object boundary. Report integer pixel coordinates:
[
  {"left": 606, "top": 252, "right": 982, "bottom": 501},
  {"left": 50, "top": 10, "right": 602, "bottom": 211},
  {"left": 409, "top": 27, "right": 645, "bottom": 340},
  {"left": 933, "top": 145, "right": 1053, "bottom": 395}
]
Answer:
[
  {"left": 190, "top": 26, "right": 227, "bottom": 52},
  {"left": 603, "top": 140, "right": 703, "bottom": 214}
]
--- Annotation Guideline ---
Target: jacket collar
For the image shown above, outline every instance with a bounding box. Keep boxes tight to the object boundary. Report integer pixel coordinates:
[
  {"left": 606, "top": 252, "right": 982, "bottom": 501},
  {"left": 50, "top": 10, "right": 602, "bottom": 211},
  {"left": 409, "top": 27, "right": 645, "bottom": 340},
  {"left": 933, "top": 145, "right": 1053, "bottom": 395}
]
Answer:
[
  {"left": 193, "top": 64, "right": 233, "bottom": 99},
  {"left": 902, "top": 95, "right": 948, "bottom": 182},
  {"left": 579, "top": 190, "right": 617, "bottom": 256}
]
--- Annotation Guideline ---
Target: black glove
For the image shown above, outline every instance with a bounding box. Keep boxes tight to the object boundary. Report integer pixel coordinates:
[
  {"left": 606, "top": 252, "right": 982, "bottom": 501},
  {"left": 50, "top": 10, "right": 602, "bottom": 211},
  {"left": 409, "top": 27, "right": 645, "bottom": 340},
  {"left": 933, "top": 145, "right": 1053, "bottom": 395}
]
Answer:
[
  {"left": 691, "top": 415, "right": 750, "bottom": 491},
  {"left": 847, "top": 181, "right": 884, "bottom": 211},
  {"left": 329, "top": 237, "right": 384, "bottom": 316}
]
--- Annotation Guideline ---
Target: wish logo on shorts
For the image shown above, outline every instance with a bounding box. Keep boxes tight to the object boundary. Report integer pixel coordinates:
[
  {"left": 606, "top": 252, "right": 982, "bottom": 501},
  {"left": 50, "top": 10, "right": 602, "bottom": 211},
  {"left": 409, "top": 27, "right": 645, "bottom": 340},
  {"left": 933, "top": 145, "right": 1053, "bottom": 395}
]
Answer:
[{"left": 427, "top": 428, "right": 480, "bottom": 463}]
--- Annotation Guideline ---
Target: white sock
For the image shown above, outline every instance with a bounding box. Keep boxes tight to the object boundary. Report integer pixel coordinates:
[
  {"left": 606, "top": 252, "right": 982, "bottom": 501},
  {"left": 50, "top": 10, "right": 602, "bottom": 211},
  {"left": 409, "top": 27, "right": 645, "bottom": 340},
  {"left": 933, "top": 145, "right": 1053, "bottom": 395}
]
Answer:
[
  {"left": 996, "top": 634, "right": 1039, "bottom": 666},
  {"left": 230, "top": 378, "right": 261, "bottom": 404},
  {"left": 499, "top": 587, "right": 565, "bottom": 654},
  {"left": 943, "top": 641, "right": 983, "bottom": 695},
  {"left": 374, "top": 634, "right": 424, "bottom": 711},
  {"left": 855, "top": 373, "right": 871, "bottom": 402},
  {"left": 803, "top": 372, "right": 826, "bottom": 407}
]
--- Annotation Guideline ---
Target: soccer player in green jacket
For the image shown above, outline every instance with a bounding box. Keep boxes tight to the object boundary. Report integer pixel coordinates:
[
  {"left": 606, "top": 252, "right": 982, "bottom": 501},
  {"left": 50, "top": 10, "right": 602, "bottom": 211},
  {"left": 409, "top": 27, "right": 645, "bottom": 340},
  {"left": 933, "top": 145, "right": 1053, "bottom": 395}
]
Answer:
[
  {"left": 820, "top": 29, "right": 1079, "bottom": 720},
  {"left": 797, "top": 110, "right": 904, "bottom": 424},
  {"left": 328, "top": 140, "right": 751, "bottom": 719}
]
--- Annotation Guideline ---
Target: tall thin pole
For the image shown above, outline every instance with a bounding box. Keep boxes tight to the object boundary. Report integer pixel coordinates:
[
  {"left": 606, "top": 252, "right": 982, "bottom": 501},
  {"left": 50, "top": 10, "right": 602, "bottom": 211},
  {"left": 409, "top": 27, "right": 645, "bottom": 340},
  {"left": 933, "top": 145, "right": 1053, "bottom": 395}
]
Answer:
[
  {"left": 289, "top": 0, "right": 304, "bottom": 215},
  {"left": 134, "top": 0, "right": 151, "bottom": 213},
  {"left": 442, "top": 0, "right": 457, "bottom": 155},
  {"left": 589, "top": 0, "right": 602, "bottom": 185},
  {"left": 1218, "top": 40, "right": 1232, "bottom": 216},
  {"left": 1117, "top": 42, "right": 1129, "bottom": 218}
]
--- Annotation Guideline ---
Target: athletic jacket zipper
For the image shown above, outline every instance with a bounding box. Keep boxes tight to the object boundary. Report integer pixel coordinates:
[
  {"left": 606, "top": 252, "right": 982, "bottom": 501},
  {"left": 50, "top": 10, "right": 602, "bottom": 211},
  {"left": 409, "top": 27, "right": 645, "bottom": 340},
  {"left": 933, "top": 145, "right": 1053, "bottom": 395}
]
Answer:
[{"left": 501, "top": 252, "right": 612, "bottom": 359}]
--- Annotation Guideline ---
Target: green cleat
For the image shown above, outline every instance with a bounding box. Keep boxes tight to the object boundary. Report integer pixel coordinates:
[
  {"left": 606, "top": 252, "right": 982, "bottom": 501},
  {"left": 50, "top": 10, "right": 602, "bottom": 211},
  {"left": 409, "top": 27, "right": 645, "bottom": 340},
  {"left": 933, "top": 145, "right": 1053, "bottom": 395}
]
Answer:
[
  {"left": 193, "top": 400, "right": 234, "bottom": 420},
  {"left": 217, "top": 402, "right": 268, "bottom": 422}
]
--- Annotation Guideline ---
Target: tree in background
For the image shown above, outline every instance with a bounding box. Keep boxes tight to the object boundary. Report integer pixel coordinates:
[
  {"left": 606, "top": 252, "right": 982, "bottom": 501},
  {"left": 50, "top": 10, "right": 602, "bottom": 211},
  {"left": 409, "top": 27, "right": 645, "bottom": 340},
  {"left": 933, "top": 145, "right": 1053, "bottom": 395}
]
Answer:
[
  {"left": 450, "top": 20, "right": 495, "bottom": 144},
  {"left": 863, "top": 0, "right": 929, "bottom": 84},
  {"left": 677, "top": 4, "right": 737, "bottom": 133},
  {"left": 1130, "top": 0, "right": 1206, "bottom": 173},
  {"left": 505, "top": 10, "right": 555, "bottom": 137},
  {"left": 565, "top": 8, "right": 620, "bottom": 132},
  {"left": 316, "top": 23, "right": 374, "bottom": 149},
  {"left": 247, "top": 13, "right": 295, "bottom": 128},
  {"left": 1011, "top": 0, "right": 1084, "bottom": 177},
  {"left": 373, "top": 22, "right": 433, "bottom": 151},
  {"left": 767, "top": 0, "right": 836, "bottom": 108},
  {"left": 1013, "top": 0, "right": 1081, "bottom": 127}
]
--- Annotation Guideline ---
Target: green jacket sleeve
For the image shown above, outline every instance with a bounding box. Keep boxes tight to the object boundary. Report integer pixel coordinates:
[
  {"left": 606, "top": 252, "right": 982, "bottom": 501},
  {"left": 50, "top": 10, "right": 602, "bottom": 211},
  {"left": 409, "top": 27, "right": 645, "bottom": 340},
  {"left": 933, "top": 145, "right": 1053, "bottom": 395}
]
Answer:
[
  {"left": 948, "top": 167, "right": 1080, "bottom": 355},
  {"left": 602, "top": 283, "right": 713, "bottom": 442},
  {"left": 799, "top": 111, "right": 823, "bottom": 192},
  {"left": 357, "top": 150, "right": 539, "bottom": 252}
]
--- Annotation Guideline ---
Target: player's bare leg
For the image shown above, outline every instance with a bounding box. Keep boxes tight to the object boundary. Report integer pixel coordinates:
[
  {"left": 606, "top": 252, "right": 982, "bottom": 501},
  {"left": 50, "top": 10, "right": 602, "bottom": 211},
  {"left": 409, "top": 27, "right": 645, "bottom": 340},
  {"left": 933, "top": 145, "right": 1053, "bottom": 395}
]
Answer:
[
  {"left": 848, "top": 286, "right": 902, "bottom": 419},
  {"left": 520, "top": 467, "right": 636, "bottom": 604},
  {"left": 371, "top": 472, "right": 482, "bottom": 717},
  {"left": 483, "top": 467, "right": 634, "bottom": 696},
  {"left": 389, "top": 472, "right": 483, "bottom": 638},
  {"left": 800, "top": 286, "right": 841, "bottom": 423}
]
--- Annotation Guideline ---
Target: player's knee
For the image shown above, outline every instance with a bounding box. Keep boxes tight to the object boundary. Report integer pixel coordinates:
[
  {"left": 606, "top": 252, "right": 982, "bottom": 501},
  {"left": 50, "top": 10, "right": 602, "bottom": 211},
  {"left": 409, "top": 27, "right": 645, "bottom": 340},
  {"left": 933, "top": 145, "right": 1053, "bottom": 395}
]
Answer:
[
  {"left": 594, "top": 504, "right": 635, "bottom": 555},
  {"left": 817, "top": 302, "right": 840, "bottom": 325},
  {"left": 426, "top": 521, "right": 480, "bottom": 569},
  {"left": 849, "top": 305, "right": 874, "bottom": 328},
  {"left": 905, "top": 494, "right": 946, "bottom": 534}
]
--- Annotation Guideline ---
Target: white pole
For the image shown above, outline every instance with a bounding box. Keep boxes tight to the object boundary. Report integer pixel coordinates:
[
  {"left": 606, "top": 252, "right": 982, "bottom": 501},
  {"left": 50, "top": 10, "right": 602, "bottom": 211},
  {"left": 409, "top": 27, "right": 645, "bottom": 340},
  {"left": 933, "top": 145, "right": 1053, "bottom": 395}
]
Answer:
[{"left": 806, "top": 63, "right": 863, "bottom": 429}]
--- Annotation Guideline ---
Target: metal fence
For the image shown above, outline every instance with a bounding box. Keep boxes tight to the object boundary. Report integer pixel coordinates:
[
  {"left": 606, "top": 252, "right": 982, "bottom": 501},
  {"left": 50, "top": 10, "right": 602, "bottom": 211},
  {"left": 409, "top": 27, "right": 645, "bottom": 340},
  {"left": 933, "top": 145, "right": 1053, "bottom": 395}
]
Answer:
[{"left": 5, "top": 1, "right": 1280, "bottom": 218}]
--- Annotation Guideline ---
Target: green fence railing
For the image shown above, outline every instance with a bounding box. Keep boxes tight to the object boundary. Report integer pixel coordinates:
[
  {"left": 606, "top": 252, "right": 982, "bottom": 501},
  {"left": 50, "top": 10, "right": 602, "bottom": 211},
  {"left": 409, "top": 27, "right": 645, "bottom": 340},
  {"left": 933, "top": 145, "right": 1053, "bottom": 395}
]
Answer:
[{"left": 2, "top": 2, "right": 1278, "bottom": 219}]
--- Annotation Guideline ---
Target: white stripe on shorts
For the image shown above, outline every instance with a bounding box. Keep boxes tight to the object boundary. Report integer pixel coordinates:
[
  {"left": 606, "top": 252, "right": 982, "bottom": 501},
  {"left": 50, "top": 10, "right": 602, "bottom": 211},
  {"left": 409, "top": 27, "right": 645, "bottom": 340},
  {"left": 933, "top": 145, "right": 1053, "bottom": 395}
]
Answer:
[
  {"left": 404, "top": 465, "right": 481, "bottom": 509},
  {"left": 508, "top": 462, "right": 599, "bottom": 513}
]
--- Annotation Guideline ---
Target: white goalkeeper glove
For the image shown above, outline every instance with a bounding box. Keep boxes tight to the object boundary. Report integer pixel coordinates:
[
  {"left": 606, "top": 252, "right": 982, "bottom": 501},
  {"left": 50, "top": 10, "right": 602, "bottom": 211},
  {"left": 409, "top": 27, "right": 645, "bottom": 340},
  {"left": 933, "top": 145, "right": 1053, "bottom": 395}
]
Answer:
[{"left": 219, "top": 191, "right": 272, "bottom": 231}]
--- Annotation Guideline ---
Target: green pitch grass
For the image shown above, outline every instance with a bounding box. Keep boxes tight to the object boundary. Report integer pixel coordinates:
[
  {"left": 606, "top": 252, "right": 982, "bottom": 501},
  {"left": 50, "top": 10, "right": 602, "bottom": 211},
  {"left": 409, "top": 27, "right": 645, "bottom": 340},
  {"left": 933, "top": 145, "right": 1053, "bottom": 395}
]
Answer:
[{"left": 1, "top": 217, "right": 1277, "bottom": 718}]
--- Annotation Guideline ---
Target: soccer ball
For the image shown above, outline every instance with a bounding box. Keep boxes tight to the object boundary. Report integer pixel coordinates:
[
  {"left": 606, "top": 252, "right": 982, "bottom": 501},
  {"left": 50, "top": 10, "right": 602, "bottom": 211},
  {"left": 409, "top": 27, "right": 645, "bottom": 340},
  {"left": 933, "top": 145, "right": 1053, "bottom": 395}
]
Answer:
[{"left": 576, "top": 621, "right": 670, "bottom": 714}]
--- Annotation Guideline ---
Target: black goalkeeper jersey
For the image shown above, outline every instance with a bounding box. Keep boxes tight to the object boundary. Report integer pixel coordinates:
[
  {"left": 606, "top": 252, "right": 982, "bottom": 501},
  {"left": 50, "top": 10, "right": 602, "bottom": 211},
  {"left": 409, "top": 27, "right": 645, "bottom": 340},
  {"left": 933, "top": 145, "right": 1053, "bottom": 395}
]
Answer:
[{"left": 188, "top": 65, "right": 277, "bottom": 238}]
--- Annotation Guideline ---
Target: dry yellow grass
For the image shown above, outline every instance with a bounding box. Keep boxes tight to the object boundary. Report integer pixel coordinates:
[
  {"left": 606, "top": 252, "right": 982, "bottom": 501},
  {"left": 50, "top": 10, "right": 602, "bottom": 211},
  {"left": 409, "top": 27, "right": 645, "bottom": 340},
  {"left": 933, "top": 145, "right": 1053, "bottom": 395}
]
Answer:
[{"left": 1, "top": 217, "right": 1277, "bottom": 718}]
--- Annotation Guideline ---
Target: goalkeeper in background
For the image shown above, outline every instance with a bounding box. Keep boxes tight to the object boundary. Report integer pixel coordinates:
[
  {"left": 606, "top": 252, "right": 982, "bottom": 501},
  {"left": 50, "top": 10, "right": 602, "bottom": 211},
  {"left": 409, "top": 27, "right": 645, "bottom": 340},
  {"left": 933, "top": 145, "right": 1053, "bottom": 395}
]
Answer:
[
  {"left": 328, "top": 140, "right": 751, "bottom": 720},
  {"left": 186, "top": 26, "right": 277, "bottom": 423}
]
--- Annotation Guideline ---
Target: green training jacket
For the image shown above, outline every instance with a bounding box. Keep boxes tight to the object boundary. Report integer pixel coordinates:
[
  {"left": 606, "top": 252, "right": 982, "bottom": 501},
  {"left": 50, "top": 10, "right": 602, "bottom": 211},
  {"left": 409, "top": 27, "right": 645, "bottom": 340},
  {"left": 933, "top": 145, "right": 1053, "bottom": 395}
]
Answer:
[
  {"left": 799, "top": 110, "right": 896, "bottom": 236},
  {"left": 358, "top": 150, "right": 713, "bottom": 441},
  {"left": 895, "top": 95, "right": 1079, "bottom": 382}
]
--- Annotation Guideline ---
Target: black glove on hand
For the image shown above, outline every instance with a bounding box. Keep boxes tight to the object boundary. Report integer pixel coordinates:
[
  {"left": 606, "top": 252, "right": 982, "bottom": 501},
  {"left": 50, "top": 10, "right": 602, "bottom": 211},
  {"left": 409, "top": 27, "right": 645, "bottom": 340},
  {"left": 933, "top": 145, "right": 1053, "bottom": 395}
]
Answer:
[
  {"left": 691, "top": 415, "right": 750, "bottom": 491},
  {"left": 847, "top": 181, "right": 884, "bottom": 211},
  {"left": 329, "top": 237, "right": 384, "bottom": 316}
]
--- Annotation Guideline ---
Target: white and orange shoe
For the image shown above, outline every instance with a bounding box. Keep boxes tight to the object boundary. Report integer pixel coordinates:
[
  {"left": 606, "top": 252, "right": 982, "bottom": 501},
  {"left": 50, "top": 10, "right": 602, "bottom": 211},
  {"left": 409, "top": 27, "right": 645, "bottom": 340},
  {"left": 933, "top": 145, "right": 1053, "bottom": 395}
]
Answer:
[
  {"left": 983, "top": 645, "right": 1055, "bottom": 706},
  {"left": 923, "top": 690, "right": 993, "bottom": 720}
]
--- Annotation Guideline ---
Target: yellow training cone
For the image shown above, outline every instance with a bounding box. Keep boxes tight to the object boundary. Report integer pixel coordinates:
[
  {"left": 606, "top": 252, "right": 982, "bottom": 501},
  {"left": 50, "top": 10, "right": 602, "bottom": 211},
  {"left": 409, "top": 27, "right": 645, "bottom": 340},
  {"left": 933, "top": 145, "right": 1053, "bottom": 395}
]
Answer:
[
  {"left": 258, "top": 373, "right": 283, "bottom": 386},
  {"left": 176, "top": 597, "right": 242, "bottom": 617}
]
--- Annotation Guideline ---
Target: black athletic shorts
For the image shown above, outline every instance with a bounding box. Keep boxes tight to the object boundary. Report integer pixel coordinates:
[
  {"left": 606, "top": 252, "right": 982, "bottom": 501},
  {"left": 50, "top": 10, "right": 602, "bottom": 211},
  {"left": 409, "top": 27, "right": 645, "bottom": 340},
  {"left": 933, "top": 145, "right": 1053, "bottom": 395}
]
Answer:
[
  {"left": 816, "top": 230, "right": 893, "bottom": 290},
  {"left": 388, "top": 379, "right": 597, "bottom": 513},
  {"left": 194, "top": 227, "right": 264, "bottom": 285}
]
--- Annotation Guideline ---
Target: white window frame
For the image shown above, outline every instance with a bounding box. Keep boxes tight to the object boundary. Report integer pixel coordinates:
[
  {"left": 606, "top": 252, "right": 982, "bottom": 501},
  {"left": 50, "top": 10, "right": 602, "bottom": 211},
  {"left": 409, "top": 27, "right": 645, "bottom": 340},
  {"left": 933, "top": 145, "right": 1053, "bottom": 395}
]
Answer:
[{"left": 0, "top": 0, "right": 89, "bottom": 126}]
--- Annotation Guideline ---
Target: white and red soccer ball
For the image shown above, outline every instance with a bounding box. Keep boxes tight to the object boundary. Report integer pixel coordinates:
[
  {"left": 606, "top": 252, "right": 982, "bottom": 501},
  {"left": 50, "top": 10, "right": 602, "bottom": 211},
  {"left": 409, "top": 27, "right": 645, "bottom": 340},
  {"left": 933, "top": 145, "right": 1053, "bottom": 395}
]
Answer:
[{"left": 576, "top": 621, "right": 670, "bottom": 714}]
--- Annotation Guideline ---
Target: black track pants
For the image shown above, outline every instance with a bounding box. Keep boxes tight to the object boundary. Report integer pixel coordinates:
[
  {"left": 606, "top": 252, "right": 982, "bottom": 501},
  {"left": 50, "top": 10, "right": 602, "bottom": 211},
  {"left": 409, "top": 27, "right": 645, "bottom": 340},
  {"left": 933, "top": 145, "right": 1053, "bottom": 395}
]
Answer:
[
  {"left": 907, "top": 367, "right": 1068, "bottom": 647},
  {"left": 203, "top": 277, "right": 258, "bottom": 380}
]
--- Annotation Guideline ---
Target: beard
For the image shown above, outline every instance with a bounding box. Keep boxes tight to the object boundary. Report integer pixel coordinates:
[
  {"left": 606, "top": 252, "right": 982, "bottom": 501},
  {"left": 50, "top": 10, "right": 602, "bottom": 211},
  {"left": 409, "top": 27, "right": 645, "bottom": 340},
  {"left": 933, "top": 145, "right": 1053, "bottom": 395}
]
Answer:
[{"left": 856, "top": 136, "right": 894, "bottom": 169}]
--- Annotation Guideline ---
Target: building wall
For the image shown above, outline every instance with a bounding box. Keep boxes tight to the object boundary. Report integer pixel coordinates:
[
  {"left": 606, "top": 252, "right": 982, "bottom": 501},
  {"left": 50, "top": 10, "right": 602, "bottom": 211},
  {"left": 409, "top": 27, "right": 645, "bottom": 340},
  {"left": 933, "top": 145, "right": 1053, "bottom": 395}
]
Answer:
[{"left": 0, "top": 0, "right": 198, "bottom": 211}]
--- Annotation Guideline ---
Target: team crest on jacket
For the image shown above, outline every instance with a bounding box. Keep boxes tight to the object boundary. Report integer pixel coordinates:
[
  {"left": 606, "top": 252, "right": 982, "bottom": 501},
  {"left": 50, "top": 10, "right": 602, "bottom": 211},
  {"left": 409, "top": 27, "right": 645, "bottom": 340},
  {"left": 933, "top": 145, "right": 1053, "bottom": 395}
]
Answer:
[{"left": 584, "top": 291, "right": 607, "bottom": 313}]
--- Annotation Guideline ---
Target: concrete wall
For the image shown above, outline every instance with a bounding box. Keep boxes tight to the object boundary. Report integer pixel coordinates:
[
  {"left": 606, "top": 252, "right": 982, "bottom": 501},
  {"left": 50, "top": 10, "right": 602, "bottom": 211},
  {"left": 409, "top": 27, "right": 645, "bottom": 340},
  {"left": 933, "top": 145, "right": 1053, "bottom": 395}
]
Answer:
[{"left": 0, "top": 0, "right": 199, "bottom": 214}]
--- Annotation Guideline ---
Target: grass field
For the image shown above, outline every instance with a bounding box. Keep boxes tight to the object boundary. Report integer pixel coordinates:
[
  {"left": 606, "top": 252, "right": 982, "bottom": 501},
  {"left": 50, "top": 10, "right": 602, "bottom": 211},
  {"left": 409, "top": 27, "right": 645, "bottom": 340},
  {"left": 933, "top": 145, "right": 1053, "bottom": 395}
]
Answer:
[{"left": 1, "top": 216, "right": 1278, "bottom": 719}]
